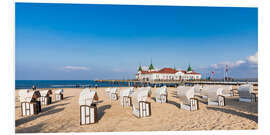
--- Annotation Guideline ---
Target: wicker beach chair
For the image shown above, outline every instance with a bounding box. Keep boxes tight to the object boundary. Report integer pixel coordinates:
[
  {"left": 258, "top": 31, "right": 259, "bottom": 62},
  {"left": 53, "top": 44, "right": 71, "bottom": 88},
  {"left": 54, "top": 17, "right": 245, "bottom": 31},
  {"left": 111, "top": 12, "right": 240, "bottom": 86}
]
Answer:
[
  {"left": 131, "top": 87, "right": 151, "bottom": 118},
  {"left": 39, "top": 90, "right": 52, "bottom": 105},
  {"left": 207, "top": 86, "right": 225, "bottom": 106},
  {"left": 79, "top": 88, "right": 99, "bottom": 125},
  {"left": 54, "top": 89, "right": 64, "bottom": 101},
  {"left": 19, "top": 90, "right": 41, "bottom": 116},
  {"left": 120, "top": 87, "right": 134, "bottom": 107},
  {"left": 155, "top": 86, "right": 167, "bottom": 103},
  {"left": 238, "top": 84, "right": 256, "bottom": 102},
  {"left": 177, "top": 86, "right": 199, "bottom": 111}
]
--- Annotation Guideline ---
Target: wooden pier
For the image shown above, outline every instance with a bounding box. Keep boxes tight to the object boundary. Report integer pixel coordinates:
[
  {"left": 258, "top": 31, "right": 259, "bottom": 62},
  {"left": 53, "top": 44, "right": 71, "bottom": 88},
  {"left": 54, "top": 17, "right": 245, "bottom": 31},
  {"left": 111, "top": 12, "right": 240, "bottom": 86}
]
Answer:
[{"left": 94, "top": 79, "right": 258, "bottom": 87}]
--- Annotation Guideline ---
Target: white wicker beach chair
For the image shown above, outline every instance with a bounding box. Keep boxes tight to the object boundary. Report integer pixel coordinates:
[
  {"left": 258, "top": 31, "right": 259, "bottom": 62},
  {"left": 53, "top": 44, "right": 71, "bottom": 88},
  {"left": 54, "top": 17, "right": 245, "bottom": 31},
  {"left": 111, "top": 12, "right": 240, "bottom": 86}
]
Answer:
[
  {"left": 79, "top": 88, "right": 98, "bottom": 125},
  {"left": 177, "top": 86, "right": 199, "bottom": 111},
  {"left": 155, "top": 87, "right": 167, "bottom": 103},
  {"left": 131, "top": 87, "right": 151, "bottom": 118},
  {"left": 238, "top": 84, "right": 256, "bottom": 102},
  {"left": 39, "top": 90, "right": 52, "bottom": 105},
  {"left": 54, "top": 89, "right": 64, "bottom": 101},
  {"left": 207, "top": 86, "right": 225, "bottom": 106},
  {"left": 19, "top": 90, "right": 41, "bottom": 116},
  {"left": 110, "top": 88, "right": 118, "bottom": 101},
  {"left": 120, "top": 87, "right": 134, "bottom": 107}
]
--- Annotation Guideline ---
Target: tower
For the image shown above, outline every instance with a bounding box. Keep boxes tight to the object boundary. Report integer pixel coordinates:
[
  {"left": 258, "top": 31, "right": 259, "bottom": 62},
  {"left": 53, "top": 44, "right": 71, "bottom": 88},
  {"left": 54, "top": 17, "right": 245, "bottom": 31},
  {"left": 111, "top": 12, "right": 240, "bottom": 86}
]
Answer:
[
  {"left": 148, "top": 59, "right": 154, "bottom": 71},
  {"left": 187, "top": 64, "right": 192, "bottom": 73},
  {"left": 138, "top": 64, "right": 142, "bottom": 72}
]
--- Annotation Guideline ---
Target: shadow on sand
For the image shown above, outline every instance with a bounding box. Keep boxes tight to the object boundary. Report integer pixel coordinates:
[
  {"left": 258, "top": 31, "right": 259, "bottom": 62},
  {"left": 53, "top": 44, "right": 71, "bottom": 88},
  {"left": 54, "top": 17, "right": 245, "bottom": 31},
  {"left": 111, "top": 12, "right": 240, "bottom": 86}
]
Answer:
[
  {"left": 16, "top": 123, "right": 47, "bottom": 133},
  {"left": 16, "top": 103, "right": 69, "bottom": 127},
  {"left": 167, "top": 100, "right": 180, "bottom": 108},
  {"left": 207, "top": 106, "right": 258, "bottom": 123},
  {"left": 97, "top": 105, "right": 111, "bottom": 121}
]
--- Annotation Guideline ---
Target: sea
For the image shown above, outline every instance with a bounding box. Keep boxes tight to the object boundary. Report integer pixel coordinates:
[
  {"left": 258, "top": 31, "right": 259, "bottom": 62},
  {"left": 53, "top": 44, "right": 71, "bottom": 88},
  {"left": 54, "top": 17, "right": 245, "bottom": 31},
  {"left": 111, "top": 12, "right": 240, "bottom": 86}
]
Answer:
[{"left": 15, "top": 80, "right": 129, "bottom": 89}]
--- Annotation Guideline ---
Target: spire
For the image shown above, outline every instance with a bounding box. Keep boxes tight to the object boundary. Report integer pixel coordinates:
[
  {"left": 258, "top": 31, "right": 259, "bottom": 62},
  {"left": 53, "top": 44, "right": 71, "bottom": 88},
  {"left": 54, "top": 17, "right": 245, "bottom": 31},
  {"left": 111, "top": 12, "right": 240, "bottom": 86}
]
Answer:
[
  {"left": 149, "top": 59, "right": 155, "bottom": 70},
  {"left": 138, "top": 64, "right": 142, "bottom": 71},
  {"left": 187, "top": 64, "right": 192, "bottom": 72}
]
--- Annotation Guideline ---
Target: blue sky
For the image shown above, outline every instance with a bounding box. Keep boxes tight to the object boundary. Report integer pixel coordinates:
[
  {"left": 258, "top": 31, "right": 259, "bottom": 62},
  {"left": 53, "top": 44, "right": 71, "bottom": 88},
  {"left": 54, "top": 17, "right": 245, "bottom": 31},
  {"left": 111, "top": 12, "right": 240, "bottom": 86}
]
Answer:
[{"left": 15, "top": 3, "right": 258, "bottom": 80}]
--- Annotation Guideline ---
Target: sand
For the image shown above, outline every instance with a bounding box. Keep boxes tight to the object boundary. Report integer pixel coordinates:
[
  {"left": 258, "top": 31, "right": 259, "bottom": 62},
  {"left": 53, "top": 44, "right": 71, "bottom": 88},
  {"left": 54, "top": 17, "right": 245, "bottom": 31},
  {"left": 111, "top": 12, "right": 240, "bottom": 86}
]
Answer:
[{"left": 15, "top": 87, "right": 258, "bottom": 133}]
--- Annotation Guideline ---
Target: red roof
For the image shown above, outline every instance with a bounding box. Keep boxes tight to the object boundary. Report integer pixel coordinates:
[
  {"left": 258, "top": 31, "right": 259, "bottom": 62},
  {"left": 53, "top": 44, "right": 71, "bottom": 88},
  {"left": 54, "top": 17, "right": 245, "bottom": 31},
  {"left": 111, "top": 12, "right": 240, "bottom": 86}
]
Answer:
[{"left": 140, "top": 68, "right": 200, "bottom": 75}]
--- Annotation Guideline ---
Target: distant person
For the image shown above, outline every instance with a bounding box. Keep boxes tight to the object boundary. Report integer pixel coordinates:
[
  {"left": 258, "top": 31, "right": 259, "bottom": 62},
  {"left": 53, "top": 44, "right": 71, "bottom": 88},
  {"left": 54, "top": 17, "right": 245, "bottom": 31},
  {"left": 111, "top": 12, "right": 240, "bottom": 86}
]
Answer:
[
  {"left": 32, "top": 85, "right": 36, "bottom": 90},
  {"left": 95, "top": 84, "right": 98, "bottom": 89}
]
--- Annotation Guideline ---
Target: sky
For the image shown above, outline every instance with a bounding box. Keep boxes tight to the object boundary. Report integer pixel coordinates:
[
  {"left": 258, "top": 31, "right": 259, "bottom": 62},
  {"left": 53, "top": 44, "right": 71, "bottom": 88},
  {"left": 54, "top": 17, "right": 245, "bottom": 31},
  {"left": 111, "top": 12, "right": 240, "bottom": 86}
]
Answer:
[{"left": 15, "top": 3, "right": 258, "bottom": 80}]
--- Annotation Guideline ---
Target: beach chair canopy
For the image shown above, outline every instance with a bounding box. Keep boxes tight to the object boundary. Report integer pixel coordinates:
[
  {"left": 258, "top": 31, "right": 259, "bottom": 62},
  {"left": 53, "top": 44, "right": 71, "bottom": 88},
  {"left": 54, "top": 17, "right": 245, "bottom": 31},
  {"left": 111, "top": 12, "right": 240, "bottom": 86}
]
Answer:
[
  {"left": 132, "top": 87, "right": 151, "bottom": 109},
  {"left": 79, "top": 89, "right": 98, "bottom": 106},
  {"left": 19, "top": 90, "right": 41, "bottom": 102},
  {"left": 238, "top": 84, "right": 254, "bottom": 98},
  {"left": 110, "top": 87, "right": 118, "bottom": 94},
  {"left": 177, "top": 86, "right": 195, "bottom": 105},
  {"left": 207, "top": 86, "right": 224, "bottom": 99},
  {"left": 55, "top": 89, "right": 64, "bottom": 94},
  {"left": 120, "top": 87, "right": 134, "bottom": 97},
  {"left": 200, "top": 85, "right": 212, "bottom": 96},
  {"left": 194, "top": 84, "right": 202, "bottom": 94},
  {"left": 105, "top": 88, "right": 111, "bottom": 93},
  {"left": 221, "top": 85, "right": 233, "bottom": 95},
  {"left": 155, "top": 87, "right": 167, "bottom": 97},
  {"left": 39, "top": 90, "right": 52, "bottom": 97}
]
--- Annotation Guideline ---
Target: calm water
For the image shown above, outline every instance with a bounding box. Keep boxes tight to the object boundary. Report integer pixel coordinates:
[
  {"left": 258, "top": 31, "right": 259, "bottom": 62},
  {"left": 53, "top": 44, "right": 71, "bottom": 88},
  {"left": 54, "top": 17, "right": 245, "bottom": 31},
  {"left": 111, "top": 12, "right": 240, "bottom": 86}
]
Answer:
[{"left": 15, "top": 80, "right": 129, "bottom": 89}]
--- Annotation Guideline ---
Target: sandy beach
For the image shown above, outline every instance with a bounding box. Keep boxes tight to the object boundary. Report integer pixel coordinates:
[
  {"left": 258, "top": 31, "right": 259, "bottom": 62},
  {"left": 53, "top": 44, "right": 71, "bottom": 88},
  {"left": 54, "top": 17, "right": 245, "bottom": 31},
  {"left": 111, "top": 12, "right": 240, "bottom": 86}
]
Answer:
[{"left": 15, "top": 87, "right": 258, "bottom": 133}]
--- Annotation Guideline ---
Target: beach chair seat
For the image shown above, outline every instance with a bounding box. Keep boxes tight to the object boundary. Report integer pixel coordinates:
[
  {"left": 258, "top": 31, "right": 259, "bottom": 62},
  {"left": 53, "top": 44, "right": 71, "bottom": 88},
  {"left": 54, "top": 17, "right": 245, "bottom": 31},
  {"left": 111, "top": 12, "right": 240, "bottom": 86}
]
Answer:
[
  {"left": 121, "top": 96, "right": 132, "bottom": 107},
  {"left": 207, "top": 87, "right": 225, "bottom": 106},
  {"left": 40, "top": 96, "right": 52, "bottom": 105},
  {"left": 80, "top": 104, "right": 97, "bottom": 125},
  {"left": 21, "top": 102, "right": 41, "bottom": 116},
  {"left": 180, "top": 98, "right": 199, "bottom": 111},
  {"left": 238, "top": 84, "right": 256, "bottom": 102},
  {"left": 132, "top": 101, "right": 151, "bottom": 118},
  {"left": 79, "top": 88, "right": 99, "bottom": 125},
  {"left": 156, "top": 94, "right": 167, "bottom": 103}
]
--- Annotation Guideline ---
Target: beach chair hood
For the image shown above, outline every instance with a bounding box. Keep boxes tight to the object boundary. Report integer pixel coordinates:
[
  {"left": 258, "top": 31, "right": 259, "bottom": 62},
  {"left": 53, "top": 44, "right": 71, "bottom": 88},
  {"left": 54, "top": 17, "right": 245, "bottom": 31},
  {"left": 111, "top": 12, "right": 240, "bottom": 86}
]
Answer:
[
  {"left": 194, "top": 85, "right": 202, "bottom": 94},
  {"left": 79, "top": 89, "right": 98, "bottom": 106},
  {"left": 40, "top": 90, "right": 52, "bottom": 97},
  {"left": 155, "top": 87, "right": 167, "bottom": 97},
  {"left": 55, "top": 89, "right": 64, "bottom": 94},
  {"left": 207, "top": 86, "right": 224, "bottom": 99},
  {"left": 238, "top": 84, "right": 254, "bottom": 98},
  {"left": 178, "top": 87, "right": 195, "bottom": 105},
  {"left": 19, "top": 90, "right": 41, "bottom": 102}
]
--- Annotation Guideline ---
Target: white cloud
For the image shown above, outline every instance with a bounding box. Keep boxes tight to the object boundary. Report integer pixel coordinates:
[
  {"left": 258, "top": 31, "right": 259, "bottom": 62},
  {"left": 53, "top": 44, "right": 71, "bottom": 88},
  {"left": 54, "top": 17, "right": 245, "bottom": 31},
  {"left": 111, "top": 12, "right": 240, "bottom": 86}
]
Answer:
[
  {"left": 199, "top": 52, "right": 258, "bottom": 78},
  {"left": 247, "top": 52, "right": 258, "bottom": 64},
  {"left": 63, "top": 66, "right": 88, "bottom": 71}
]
